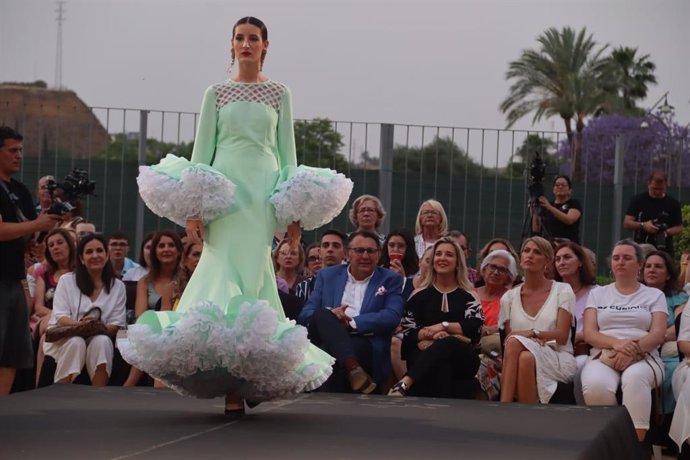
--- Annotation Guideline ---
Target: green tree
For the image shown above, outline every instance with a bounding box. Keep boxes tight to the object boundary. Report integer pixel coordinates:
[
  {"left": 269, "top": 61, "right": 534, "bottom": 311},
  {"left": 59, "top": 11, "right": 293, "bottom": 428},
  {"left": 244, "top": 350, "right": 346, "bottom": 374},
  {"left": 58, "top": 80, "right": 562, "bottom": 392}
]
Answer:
[
  {"left": 393, "top": 136, "right": 484, "bottom": 176},
  {"left": 500, "top": 27, "right": 611, "bottom": 180},
  {"left": 504, "top": 134, "right": 557, "bottom": 179},
  {"left": 604, "top": 46, "right": 657, "bottom": 115},
  {"left": 97, "top": 134, "right": 193, "bottom": 163},
  {"left": 294, "top": 118, "right": 349, "bottom": 172}
]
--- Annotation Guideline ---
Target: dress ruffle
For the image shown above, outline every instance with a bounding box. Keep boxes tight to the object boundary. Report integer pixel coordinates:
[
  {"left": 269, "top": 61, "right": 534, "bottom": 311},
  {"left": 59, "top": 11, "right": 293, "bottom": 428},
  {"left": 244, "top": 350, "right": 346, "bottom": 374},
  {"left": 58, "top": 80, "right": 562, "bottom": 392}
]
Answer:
[
  {"left": 137, "top": 154, "right": 237, "bottom": 226},
  {"left": 270, "top": 165, "right": 353, "bottom": 230},
  {"left": 118, "top": 296, "right": 334, "bottom": 400}
]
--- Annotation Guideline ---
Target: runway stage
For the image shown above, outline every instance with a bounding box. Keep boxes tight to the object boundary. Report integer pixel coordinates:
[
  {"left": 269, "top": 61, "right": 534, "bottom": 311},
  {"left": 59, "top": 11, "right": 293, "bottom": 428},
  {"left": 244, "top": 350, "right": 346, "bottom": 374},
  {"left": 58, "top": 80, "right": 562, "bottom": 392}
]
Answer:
[{"left": 0, "top": 385, "right": 642, "bottom": 460}]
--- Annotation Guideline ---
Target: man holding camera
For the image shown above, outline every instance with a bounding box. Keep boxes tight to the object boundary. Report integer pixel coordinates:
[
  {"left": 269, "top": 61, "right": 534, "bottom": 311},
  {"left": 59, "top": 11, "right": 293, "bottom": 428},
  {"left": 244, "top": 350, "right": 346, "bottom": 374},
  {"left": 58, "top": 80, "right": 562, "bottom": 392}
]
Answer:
[
  {"left": 624, "top": 171, "right": 683, "bottom": 258},
  {"left": 0, "top": 127, "right": 61, "bottom": 395}
]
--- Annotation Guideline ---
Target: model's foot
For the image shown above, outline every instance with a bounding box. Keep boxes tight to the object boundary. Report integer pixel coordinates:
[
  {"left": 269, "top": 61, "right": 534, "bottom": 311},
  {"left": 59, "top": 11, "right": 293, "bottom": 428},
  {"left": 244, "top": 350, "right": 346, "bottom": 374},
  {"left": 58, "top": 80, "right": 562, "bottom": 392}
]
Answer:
[{"left": 224, "top": 395, "right": 245, "bottom": 418}]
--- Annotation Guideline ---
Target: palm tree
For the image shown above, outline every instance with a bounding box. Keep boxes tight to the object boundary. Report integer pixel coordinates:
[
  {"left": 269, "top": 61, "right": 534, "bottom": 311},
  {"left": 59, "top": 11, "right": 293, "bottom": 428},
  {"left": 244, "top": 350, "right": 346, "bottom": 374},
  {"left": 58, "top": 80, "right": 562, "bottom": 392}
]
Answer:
[
  {"left": 605, "top": 46, "right": 657, "bottom": 115},
  {"left": 500, "top": 27, "right": 611, "bottom": 179}
]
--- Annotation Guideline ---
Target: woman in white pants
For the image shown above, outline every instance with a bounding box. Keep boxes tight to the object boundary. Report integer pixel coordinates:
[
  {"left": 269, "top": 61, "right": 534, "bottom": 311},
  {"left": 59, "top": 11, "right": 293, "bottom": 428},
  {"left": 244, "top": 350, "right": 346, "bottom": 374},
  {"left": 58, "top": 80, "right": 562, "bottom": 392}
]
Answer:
[
  {"left": 44, "top": 233, "right": 126, "bottom": 385},
  {"left": 581, "top": 239, "right": 667, "bottom": 443}
]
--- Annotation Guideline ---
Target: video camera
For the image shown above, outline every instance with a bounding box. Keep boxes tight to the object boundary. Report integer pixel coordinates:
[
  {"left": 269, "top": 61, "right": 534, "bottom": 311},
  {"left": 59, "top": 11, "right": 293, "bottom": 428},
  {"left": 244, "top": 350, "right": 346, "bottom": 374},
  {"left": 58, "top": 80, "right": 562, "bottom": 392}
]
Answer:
[
  {"left": 45, "top": 168, "right": 96, "bottom": 215},
  {"left": 527, "top": 152, "right": 547, "bottom": 201},
  {"left": 653, "top": 211, "right": 670, "bottom": 250}
]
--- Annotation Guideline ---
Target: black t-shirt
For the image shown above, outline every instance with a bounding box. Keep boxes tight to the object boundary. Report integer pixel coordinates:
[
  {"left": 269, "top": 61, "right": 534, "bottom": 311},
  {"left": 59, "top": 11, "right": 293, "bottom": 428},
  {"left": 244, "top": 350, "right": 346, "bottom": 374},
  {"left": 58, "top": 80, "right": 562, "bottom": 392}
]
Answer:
[
  {"left": 0, "top": 178, "right": 37, "bottom": 280},
  {"left": 543, "top": 198, "right": 582, "bottom": 244},
  {"left": 625, "top": 192, "right": 682, "bottom": 255}
]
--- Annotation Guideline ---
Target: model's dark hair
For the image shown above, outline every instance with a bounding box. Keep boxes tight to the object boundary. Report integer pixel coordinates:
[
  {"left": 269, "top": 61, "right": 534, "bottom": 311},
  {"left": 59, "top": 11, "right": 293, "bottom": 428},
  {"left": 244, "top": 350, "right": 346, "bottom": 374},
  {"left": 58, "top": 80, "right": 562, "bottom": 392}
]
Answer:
[
  {"left": 75, "top": 233, "right": 116, "bottom": 295},
  {"left": 137, "top": 232, "right": 155, "bottom": 268},
  {"left": 554, "top": 241, "right": 596, "bottom": 286},
  {"left": 380, "top": 228, "right": 419, "bottom": 275},
  {"left": 233, "top": 16, "right": 268, "bottom": 40},
  {"left": 644, "top": 250, "right": 680, "bottom": 295},
  {"left": 44, "top": 227, "right": 76, "bottom": 274},
  {"left": 0, "top": 126, "right": 23, "bottom": 148},
  {"left": 348, "top": 230, "right": 381, "bottom": 250},
  {"left": 149, "top": 230, "right": 183, "bottom": 280}
]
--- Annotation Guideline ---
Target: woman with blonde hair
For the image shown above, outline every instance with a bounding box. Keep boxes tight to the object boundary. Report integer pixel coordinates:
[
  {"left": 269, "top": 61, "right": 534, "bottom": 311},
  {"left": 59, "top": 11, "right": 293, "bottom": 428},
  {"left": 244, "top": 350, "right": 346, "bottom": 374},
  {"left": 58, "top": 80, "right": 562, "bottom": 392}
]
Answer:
[
  {"left": 499, "top": 236, "right": 576, "bottom": 404},
  {"left": 413, "top": 199, "right": 448, "bottom": 258},
  {"left": 388, "top": 237, "right": 483, "bottom": 398},
  {"left": 273, "top": 239, "right": 306, "bottom": 292}
]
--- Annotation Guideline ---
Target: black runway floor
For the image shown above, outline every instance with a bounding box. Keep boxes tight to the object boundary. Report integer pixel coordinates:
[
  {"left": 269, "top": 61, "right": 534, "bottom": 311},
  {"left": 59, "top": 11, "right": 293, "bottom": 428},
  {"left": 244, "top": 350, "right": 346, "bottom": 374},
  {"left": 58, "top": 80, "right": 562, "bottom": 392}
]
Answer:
[{"left": 0, "top": 385, "right": 641, "bottom": 460}]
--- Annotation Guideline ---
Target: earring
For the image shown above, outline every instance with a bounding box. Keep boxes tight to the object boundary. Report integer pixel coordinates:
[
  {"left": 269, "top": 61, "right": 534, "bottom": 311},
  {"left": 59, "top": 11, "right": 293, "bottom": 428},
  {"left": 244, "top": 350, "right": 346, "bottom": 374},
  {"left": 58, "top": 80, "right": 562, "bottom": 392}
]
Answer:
[{"left": 227, "top": 57, "right": 235, "bottom": 74}]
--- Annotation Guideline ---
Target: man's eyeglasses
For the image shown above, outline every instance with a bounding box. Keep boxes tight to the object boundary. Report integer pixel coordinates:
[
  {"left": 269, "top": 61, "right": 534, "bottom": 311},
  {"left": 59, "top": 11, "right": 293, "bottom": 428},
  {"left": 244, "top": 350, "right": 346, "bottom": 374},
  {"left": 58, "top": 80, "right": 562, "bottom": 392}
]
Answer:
[
  {"left": 485, "top": 263, "right": 510, "bottom": 276},
  {"left": 349, "top": 247, "right": 379, "bottom": 255}
]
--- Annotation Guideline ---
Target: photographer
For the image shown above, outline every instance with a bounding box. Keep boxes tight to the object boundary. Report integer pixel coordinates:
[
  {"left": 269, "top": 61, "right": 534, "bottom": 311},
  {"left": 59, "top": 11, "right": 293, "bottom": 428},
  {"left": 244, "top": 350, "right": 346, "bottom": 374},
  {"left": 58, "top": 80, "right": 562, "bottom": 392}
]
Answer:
[
  {"left": 531, "top": 175, "right": 582, "bottom": 244},
  {"left": 624, "top": 171, "right": 682, "bottom": 259},
  {"left": 0, "top": 126, "right": 62, "bottom": 395}
]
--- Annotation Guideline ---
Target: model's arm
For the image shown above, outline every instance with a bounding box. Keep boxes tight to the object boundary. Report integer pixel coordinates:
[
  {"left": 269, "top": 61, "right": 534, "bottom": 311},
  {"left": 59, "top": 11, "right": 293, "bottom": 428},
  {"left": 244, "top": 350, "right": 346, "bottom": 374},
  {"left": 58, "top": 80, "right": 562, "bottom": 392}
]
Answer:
[
  {"left": 190, "top": 86, "right": 219, "bottom": 166},
  {"left": 276, "top": 87, "right": 297, "bottom": 170}
]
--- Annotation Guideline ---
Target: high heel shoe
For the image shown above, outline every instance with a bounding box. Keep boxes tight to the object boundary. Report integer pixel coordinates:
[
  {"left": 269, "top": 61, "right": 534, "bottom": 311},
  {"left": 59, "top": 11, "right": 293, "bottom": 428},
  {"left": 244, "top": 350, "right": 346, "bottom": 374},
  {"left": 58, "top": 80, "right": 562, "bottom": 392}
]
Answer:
[{"left": 224, "top": 395, "right": 246, "bottom": 419}]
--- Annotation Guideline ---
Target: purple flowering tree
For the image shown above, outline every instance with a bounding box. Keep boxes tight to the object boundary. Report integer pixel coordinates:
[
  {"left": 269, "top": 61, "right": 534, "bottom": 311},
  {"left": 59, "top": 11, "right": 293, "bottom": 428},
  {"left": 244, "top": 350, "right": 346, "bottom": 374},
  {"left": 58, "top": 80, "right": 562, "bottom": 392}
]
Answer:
[{"left": 557, "top": 112, "right": 690, "bottom": 185}]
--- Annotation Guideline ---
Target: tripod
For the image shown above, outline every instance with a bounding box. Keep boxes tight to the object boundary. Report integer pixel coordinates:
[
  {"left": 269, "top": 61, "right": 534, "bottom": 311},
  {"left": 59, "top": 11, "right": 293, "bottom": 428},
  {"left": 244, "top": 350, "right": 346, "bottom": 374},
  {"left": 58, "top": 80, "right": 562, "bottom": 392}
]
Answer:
[{"left": 521, "top": 194, "right": 551, "bottom": 240}]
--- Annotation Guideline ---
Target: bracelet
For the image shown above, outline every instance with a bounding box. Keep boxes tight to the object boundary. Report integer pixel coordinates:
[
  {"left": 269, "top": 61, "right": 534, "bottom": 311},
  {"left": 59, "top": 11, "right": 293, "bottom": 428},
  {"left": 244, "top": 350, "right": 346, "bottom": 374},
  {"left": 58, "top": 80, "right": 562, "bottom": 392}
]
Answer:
[{"left": 639, "top": 221, "right": 644, "bottom": 230}]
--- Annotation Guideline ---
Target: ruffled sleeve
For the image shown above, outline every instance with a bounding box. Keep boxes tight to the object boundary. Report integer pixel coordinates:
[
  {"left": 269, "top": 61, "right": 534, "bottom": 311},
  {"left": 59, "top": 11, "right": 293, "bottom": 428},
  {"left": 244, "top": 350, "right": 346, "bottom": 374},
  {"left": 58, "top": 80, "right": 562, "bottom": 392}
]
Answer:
[
  {"left": 270, "top": 165, "right": 353, "bottom": 231},
  {"left": 137, "top": 154, "right": 236, "bottom": 227}
]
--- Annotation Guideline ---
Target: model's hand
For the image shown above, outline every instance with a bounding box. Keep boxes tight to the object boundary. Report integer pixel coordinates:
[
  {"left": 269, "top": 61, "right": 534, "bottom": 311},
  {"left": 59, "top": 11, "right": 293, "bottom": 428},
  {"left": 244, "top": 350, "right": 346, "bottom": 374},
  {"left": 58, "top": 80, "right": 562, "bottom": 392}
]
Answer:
[
  {"left": 287, "top": 221, "right": 301, "bottom": 251},
  {"left": 186, "top": 218, "right": 204, "bottom": 243}
]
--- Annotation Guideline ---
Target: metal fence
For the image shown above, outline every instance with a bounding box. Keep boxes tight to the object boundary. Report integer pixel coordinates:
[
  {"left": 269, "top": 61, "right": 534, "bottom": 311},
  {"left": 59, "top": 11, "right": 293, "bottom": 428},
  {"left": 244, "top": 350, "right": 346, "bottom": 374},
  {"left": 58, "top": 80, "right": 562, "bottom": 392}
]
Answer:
[{"left": 2, "top": 99, "right": 689, "bottom": 273}]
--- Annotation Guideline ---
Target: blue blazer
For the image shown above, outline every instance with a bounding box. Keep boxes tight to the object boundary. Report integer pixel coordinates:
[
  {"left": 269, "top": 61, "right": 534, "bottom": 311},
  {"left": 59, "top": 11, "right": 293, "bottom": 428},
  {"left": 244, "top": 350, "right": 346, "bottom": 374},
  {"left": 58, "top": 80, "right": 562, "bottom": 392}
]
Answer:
[{"left": 298, "top": 265, "right": 404, "bottom": 384}]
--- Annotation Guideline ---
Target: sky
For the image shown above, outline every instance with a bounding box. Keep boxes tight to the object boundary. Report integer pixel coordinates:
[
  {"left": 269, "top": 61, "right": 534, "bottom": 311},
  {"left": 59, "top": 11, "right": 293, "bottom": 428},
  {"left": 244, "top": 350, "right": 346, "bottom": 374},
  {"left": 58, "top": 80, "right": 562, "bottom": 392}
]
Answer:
[{"left": 2, "top": 0, "right": 689, "bottom": 156}]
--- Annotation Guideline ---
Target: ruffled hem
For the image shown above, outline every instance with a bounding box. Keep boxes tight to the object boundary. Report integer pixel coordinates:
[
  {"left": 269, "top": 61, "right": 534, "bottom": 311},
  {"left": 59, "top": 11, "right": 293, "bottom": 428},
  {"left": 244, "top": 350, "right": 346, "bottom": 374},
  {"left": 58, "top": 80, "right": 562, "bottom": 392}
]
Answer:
[
  {"left": 118, "top": 296, "right": 334, "bottom": 400},
  {"left": 270, "top": 165, "right": 353, "bottom": 230},
  {"left": 137, "top": 154, "right": 236, "bottom": 226}
]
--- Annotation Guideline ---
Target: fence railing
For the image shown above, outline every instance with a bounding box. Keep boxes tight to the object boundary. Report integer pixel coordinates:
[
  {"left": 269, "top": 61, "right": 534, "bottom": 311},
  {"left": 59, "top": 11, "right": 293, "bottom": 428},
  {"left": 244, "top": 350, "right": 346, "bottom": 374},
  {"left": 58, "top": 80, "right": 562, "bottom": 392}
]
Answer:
[{"left": 3, "top": 98, "right": 688, "bottom": 272}]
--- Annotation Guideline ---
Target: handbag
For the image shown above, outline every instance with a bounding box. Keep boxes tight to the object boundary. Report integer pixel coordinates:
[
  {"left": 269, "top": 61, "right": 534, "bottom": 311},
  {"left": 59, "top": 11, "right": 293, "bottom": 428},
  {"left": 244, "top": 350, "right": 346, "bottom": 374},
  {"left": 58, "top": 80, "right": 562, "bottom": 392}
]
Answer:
[
  {"left": 45, "top": 306, "right": 108, "bottom": 343},
  {"left": 594, "top": 348, "right": 643, "bottom": 370}
]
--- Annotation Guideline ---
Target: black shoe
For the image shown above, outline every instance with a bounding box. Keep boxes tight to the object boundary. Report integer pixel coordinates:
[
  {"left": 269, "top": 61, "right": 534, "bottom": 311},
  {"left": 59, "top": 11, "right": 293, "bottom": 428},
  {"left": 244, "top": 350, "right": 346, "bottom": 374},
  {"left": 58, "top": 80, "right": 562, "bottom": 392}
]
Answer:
[{"left": 246, "top": 400, "right": 261, "bottom": 409}]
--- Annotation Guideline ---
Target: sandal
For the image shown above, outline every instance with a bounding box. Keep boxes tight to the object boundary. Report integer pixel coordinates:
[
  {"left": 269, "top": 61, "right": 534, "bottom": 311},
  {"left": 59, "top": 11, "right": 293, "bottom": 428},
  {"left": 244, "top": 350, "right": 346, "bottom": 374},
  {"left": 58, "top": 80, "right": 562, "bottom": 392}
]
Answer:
[{"left": 387, "top": 381, "right": 408, "bottom": 397}]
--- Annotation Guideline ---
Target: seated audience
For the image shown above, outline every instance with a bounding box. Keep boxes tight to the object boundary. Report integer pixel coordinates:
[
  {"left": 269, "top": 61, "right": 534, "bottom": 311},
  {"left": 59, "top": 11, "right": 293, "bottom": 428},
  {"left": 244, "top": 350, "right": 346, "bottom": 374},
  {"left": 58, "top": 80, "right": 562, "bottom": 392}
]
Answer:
[
  {"left": 581, "top": 239, "right": 667, "bottom": 444},
  {"left": 412, "top": 246, "right": 433, "bottom": 290},
  {"left": 681, "top": 251, "right": 690, "bottom": 294},
  {"left": 122, "top": 232, "right": 154, "bottom": 282},
  {"left": 273, "top": 239, "right": 305, "bottom": 293},
  {"left": 107, "top": 231, "right": 140, "bottom": 279},
  {"left": 475, "top": 237, "right": 521, "bottom": 287},
  {"left": 388, "top": 237, "right": 482, "bottom": 398},
  {"left": 124, "top": 230, "right": 183, "bottom": 387},
  {"left": 298, "top": 230, "right": 404, "bottom": 394},
  {"left": 642, "top": 250, "right": 687, "bottom": 416},
  {"left": 474, "top": 249, "right": 518, "bottom": 355},
  {"left": 348, "top": 194, "right": 386, "bottom": 244},
  {"left": 304, "top": 242, "right": 322, "bottom": 278},
  {"left": 499, "top": 236, "right": 576, "bottom": 404},
  {"left": 379, "top": 229, "right": 419, "bottom": 300},
  {"left": 43, "top": 233, "right": 126, "bottom": 385},
  {"left": 33, "top": 228, "right": 76, "bottom": 385},
  {"left": 670, "top": 304, "right": 690, "bottom": 458},
  {"left": 448, "top": 230, "right": 479, "bottom": 284},
  {"left": 413, "top": 199, "right": 448, "bottom": 258},
  {"left": 295, "top": 230, "right": 347, "bottom": 302},
  {"left": 553, "top": 241, "right": 597, "bottom": 404}
]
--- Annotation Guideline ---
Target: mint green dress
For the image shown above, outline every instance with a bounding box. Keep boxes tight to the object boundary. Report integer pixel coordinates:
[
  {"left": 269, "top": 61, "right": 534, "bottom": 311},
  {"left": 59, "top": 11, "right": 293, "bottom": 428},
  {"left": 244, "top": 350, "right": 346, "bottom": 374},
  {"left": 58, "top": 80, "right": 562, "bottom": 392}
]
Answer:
[{"left": 119, "top": 80, "right": 352, "bottom": 400}]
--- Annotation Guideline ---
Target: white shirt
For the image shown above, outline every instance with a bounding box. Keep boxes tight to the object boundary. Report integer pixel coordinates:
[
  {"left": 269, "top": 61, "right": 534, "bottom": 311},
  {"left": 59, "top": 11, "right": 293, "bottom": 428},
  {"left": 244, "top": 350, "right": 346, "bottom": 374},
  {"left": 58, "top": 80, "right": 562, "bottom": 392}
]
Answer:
[
  {"left": 50, "top": 272, "right": 127, "bottom": 327},
  {"left": 340, "top": 268, "right": 374, "bottom": 329},
  {"left": 122, "top": 266, "right": 148, "bottom": 282}
]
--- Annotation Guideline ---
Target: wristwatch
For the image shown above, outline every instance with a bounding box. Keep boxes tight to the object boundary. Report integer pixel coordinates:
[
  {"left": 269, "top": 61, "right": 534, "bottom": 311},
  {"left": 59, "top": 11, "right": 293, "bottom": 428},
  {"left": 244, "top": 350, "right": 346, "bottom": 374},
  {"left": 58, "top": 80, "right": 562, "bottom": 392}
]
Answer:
[
  {"left": 531, "top": 328, "right": 541, "bottom": 338},
  {"left": 442, "top": 321, "right": 449, "bottom": 330}
]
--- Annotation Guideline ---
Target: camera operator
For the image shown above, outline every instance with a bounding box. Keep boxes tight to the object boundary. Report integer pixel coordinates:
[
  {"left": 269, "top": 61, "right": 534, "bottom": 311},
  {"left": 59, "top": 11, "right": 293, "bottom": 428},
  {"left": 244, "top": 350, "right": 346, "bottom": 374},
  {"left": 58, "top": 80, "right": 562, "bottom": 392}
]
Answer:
[
  {"left": 624, "top": 171, "right": 682, "bottom": 259},
  {"left": 0, "top": 127, "right": 61, "bottom": 395},
  {"left": 531, "top": 175, "right": 582, "bottom": 244}
]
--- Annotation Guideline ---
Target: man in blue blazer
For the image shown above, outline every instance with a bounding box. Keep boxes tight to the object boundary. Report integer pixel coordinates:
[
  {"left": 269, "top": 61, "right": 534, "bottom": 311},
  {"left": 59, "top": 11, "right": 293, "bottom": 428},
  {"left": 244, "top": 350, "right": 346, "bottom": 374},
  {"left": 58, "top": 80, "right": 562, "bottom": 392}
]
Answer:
[{"left": 298, "top": 230, "right": 404, "bottom": 394}]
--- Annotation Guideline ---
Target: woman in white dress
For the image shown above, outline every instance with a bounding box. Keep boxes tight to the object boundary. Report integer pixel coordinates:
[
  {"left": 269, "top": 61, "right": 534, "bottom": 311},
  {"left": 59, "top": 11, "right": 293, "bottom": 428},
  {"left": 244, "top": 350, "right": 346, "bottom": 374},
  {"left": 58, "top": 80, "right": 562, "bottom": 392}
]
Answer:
[
  {"left": 499, "top": 236, "right": 576, "bottom": 403},
  {"left": 581, "top": 239, "right": 667, "bottom": 443},
  {"left": 44, "top": 233, "right": 127, "bottom": 385}
]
